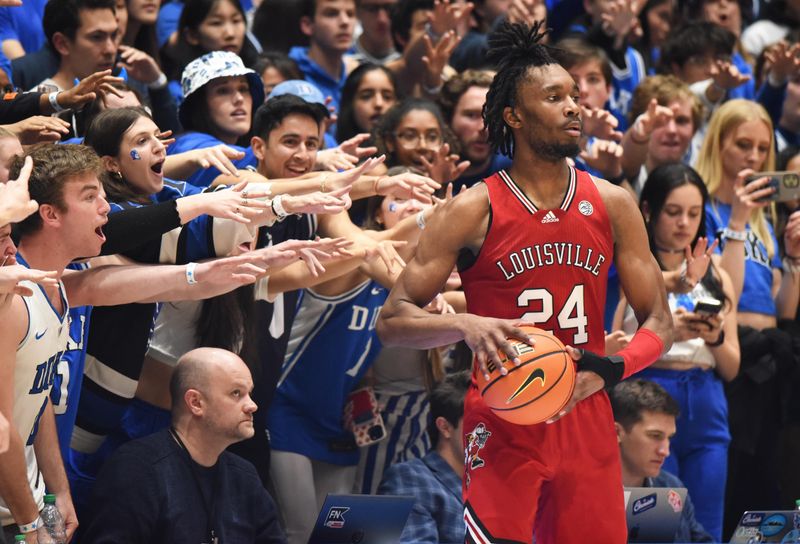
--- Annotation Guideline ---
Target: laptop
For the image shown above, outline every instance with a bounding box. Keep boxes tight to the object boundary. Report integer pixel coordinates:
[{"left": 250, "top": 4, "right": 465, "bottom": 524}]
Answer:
[
  {"left": 307, "top": 494, "right": 415, "bottom": 544},
  {"left": 729, "top": 511, "right": 800, "bottom": 543},
  {"left": 624, "top": 486, "right": 688, "bottom": 543}
]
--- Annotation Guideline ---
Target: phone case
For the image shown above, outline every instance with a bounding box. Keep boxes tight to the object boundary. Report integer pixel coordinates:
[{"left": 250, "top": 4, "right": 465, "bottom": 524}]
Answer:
[
  {"left": 745, "top": 171, "right": 800, "bottom": 203},
  {"left": 343, "top": 387, "right": 387, "bottom": 447}
]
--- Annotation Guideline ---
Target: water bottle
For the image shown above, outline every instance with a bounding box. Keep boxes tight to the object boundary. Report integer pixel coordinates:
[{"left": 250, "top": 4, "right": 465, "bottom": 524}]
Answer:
[
  {"left": 14, "top": 536, "right": 27, "bottom": 543},
  {"left": 40, "top": 494, "right": 66, "bottom": 544},
  {"left": 793, "top": 499, "right": 800, "bottom": 543}
]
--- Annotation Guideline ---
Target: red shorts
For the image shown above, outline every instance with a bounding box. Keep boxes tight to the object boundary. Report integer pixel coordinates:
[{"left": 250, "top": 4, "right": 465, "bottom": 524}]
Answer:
[{"left": 462, "top": 384, "right": 627, "bottom": 544}]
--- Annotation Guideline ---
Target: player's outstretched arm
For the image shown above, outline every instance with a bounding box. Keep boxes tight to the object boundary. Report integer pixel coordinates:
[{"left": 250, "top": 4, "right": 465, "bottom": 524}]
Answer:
[
  {"left": 606, "top": 182, "right": 674, "bottom": 373},
  {"left": 377, "top": 185, "right": 532, "bottom": 378},
  {"left": 551, "top": 182, "right": 675, "bottom": 424}
]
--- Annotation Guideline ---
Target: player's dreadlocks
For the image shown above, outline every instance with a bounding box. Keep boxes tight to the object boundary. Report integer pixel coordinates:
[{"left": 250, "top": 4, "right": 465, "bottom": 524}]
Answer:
[{"left": 484, "top": 21, "right": 558, "bottom": 157}]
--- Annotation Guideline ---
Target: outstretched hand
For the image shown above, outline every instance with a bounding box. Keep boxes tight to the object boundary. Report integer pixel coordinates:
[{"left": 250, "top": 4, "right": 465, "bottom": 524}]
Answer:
[
  {"left": 58, "top": 69, "right": 124, "bottom": 111},
  {"left": 0, "top": 156, "right": 38, "bottom": 223},
  {"left": 683, "top": 236, "right": 718, "bottom": 287}
]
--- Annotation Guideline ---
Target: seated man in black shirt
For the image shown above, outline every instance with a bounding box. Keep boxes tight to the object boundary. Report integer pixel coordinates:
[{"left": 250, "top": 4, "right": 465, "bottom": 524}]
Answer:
[{"left": 82, "top": 347, "right": 286, "bottom": 544}]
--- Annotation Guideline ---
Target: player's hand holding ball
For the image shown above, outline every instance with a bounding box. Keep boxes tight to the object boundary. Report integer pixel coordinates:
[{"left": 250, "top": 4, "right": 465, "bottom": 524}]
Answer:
[
  {"left": 475, "top": 325, "right": 577, "bottom": 425},
  {"left": 462, "top": 315, "right": 535, "bottom": 380}
]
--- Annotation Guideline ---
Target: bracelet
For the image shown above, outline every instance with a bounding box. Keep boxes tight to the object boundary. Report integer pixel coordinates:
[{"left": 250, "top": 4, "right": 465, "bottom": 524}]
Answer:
[
  {"left": 49, "top": 91, "right": 65, "bottom": 112},
  {"left": 271, "top": 194, "right": 290, "bottom": 220},
  {"left": 705, "top": 329, "right": 725, "bottom": 348},
  {"left": 722, "top": 227, "right": 748, "bottom": 242},
  {"left": 18, "top": 516, "right": 42, "bottom": 533},
  {"left": 424, "top": 21, "right": 442, "bottom": 42},
  {"left": 148, "top": 72, "right": 168, "bottom": 90},
  {"left": 421, "top": 80, "right": 444, "bottom": 95},
  {"left": 416, "top": 210, "right": 427, "bottom": 230},
  {"left": 185, "top": 262, "right": 198, "bottom": 285},
  {"left": 783, "top": 256, "right": 800, "bottom": 275},
  {"left": 678, "top": 261, "right": 697, "bottom": 290},
  {"left": 711, "top": 80, "right": 727, "bottom": 95},
  {"left": 373, "top": 176, "right": 382, "bottom": 195},
  {"left": 320, "top": 175, "right": 328, "bottom": 193}
]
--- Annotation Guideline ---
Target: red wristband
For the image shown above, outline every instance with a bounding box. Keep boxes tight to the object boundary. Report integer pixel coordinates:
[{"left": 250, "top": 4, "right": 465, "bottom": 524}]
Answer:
[{"left": 618, "top": 328, "right": 664, "bottom": 379}]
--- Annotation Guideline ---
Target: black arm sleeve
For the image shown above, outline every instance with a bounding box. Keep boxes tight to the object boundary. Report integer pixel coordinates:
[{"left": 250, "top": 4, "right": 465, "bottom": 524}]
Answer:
[
  {"left": 0, "top": 91, "right": 44, "bottom": 123},
  {"left": 99, "top": 199, "right": 181, "bottom": 256}
]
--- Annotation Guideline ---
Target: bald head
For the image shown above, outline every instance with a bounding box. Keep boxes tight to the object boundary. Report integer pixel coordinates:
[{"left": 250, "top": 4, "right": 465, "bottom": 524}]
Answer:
[{"left": 169, "top": 348, "right": 250, "bottom": 414}]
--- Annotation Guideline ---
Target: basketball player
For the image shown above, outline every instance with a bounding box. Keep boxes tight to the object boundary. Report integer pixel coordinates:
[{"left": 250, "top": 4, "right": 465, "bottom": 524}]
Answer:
[{"left": 377, "top": 22, "right": 674, "bottom": 543}]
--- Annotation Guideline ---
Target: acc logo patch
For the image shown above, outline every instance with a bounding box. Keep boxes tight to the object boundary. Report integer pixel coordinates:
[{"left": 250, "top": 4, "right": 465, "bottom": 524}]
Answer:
[
  {"left": 632, "top": 493, "right": 657, "bottom": 515},
  {"left": 578, "top": 200, "right": 593, "bottom": 216},
  {"left": 324, "top": 506, "right": 350, "bottom": 529}
]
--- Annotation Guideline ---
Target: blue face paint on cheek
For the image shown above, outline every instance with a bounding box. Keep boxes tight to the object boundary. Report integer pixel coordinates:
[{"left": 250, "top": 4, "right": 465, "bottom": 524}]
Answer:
[
  {"left": 388, "top": 202, "right": 398, "bottom": 212},
  {"left": 130, "top": 149, "right": 141, "bottom": 160}
]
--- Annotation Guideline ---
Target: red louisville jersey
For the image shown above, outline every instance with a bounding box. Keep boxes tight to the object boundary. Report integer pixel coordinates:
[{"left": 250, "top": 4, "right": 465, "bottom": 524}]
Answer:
[{"left": 460, "top": 167, "right": 613, "bottom": 355}]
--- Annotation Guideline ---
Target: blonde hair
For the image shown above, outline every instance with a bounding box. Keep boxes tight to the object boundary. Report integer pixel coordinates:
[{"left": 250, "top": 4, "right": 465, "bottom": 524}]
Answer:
[{"left": 694, "top": 99, "right": 777, "bottom": 258}]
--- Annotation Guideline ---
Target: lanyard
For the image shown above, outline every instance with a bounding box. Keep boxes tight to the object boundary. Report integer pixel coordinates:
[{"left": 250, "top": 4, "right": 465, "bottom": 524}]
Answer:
[{"left": 169, "top": 427, "right": 220, "bottom": 544}]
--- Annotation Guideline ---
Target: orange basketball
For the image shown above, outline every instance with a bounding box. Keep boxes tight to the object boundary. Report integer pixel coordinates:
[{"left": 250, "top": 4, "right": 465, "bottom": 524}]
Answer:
[{"left": 476, "top": 325, "right": 575, "bottom": 425}]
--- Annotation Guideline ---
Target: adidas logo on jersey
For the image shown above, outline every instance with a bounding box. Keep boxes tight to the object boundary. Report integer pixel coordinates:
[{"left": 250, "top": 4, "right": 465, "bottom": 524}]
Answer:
[{"left": 541, "top": 211, "right": 559, "bottom": 224}]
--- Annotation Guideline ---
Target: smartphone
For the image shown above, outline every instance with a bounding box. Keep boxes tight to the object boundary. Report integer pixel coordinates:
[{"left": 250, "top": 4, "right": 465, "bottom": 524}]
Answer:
[
  {"left": 343, "top": 387, "right": 386, "bottom": 447},
  {"left": 744, "top": 171, "right": 800, "bottom": 203},
  {"left": 693, "top": 297, "right": 723, "bottom": 316}
]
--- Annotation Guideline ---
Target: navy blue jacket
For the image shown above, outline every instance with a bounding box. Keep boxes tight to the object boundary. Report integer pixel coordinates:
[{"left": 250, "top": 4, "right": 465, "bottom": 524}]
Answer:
[{"left": 82, "top": 428, "right": 286, "bottom": 544}]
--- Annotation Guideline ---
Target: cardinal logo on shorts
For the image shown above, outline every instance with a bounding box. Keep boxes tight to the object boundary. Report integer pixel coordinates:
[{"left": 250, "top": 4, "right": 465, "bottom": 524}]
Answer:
[{"left": 465, "top": 423, "right": 491, "bottom": 472}]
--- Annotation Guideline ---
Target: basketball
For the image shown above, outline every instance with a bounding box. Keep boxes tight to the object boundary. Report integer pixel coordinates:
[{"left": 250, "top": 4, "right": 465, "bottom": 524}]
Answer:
[{"left": 476, "top": 325, "right": 575, "bottom": 425}]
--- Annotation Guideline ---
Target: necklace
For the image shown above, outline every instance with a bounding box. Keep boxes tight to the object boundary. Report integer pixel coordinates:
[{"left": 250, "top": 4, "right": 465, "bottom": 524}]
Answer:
[
  {"left": 655, "top": 245, "right": 685, "bottom": 255},
  {"left": 170, "top": 427, "right": 220, "bottom": 544}
]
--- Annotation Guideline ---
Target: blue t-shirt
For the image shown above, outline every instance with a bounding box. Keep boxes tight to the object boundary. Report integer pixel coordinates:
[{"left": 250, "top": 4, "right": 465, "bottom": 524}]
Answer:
[
  {"left": 705, "top": 200, "right": 781, "bottom": 315},
  {"left": 0, "top": 0, "right": 46, "bottom": 56},
  {"left": 288, "top": 46, "right": 347, "bottom": 116},
  {"left": 51, "top": 264, "right": 92, "bottom": 458},
  {"left": 155, "top": 0, "right": 253, "bottom": 48},
  {"left": 607, "top": 46, "right": 645, "bottom": 132},
  {"left": 169, "top": 131, "right": 256, "bottom": 187},
  {"left": 268, "top": 281, "right": 387, "bottom": 465},
  {"left": 728, "top": 52, "right": 756, "bottom": 102}
]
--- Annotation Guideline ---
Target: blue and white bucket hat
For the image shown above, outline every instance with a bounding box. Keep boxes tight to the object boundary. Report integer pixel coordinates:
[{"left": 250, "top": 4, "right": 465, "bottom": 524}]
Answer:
[{"left": 179, "top": 51, "right": 265, "bottom": 127}]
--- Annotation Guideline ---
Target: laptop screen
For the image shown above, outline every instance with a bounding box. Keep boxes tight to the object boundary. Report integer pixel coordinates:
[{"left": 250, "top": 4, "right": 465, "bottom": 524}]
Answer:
[
  {"left": 729, "top": 511, "right": 800, "bottom": 543},
  {"left": 307, "top": 494, "right": 415, "bottom": 544}
]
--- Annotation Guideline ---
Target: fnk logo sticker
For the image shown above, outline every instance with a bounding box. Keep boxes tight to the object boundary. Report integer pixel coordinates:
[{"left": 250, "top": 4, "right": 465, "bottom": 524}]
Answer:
[{"left": 324, "top": 506, "right": 350, "bottom": 529}]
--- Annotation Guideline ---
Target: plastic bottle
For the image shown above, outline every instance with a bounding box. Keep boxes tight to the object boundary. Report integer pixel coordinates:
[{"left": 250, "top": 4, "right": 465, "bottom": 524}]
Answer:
[
  {"left": 793, "top": 499, "right": 800, "bottom": 543},
  {"left": 40, "top": 493, "right": 66, "bottom": 544},
  {"left": 14, "top": 536, "right": 26, "bottom": 543}
]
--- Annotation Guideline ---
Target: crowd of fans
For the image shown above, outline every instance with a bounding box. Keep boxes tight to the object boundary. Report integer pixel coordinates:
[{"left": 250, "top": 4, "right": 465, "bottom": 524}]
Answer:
[{"left": 0, "top": 0, "right": 798, "bottom": 541}]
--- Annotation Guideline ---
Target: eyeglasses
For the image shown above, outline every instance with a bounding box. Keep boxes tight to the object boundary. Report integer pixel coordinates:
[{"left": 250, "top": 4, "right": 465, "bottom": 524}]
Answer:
[
  {"left": 359, "top": 3, "right": 395, "bottom": 13},
  {"left": 394, "top": 130, "right": 442, "bottom": 149}
]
